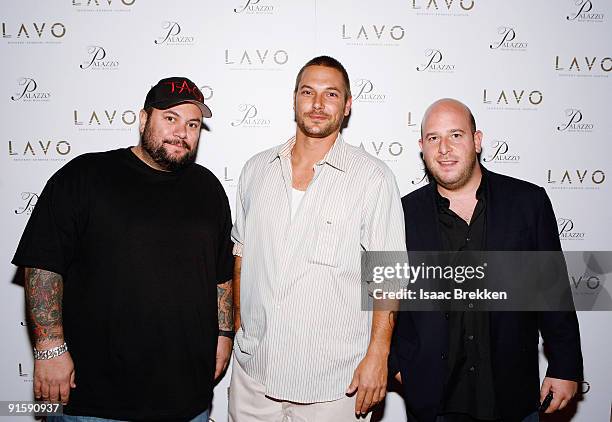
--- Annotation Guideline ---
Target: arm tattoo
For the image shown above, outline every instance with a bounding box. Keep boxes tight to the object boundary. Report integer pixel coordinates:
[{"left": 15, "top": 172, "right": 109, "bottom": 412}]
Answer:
[
  {"left": 25, "top": 268, "right": 64, "bottom": 346},
  {"left": 217, "top": 280, "right": 234, "bottom": 332}
]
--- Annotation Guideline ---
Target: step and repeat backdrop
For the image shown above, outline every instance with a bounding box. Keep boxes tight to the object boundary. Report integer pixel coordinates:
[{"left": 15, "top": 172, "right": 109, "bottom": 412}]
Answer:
[{"left": 2, "top": 1, "right": 611, "bottom": 421}]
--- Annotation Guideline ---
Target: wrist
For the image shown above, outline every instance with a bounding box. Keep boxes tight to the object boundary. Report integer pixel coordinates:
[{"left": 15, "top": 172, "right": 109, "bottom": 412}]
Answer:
[
  {"left": 33, "top": 342, "right": 68, "bottom": 360},
  {"left": 219, "top": 329, "right": 235, "bottom": 340}
]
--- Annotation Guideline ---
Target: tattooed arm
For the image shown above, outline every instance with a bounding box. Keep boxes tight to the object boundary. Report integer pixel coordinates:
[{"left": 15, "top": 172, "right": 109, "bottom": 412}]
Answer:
[
  {"left": 215, "top": 279, "right": 233, "bottom": 379},
  {"left": 25, "top": 268, "right": 75, "bottom": 404}
]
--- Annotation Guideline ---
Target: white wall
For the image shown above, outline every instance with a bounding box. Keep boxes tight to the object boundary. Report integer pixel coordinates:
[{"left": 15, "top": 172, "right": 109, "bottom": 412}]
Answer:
[{"left": 1, "top": 1, "right": 610, "bottom": 421}]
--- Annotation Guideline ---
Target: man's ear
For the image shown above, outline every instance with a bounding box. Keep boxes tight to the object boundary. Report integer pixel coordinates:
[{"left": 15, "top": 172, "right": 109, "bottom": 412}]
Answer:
[
  {"left": 344, "top": 96, "right": 352, "bottom": 117},
  {"left": 473, "top": 130, "right": 483, "bottom": 154},
  {"left": 139, "top": 109, "right": 148, "bottom": 135}
]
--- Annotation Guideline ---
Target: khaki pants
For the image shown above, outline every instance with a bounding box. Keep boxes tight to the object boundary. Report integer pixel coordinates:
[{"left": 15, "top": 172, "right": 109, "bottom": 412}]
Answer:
[{"left": 228, "top": 359, "right": 372, "bottom": 422}]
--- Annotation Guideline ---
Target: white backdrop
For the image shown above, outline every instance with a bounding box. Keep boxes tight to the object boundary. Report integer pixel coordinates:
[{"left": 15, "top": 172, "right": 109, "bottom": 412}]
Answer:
[{"left": 1, "top": 1, "right": 611, "bottom": 421}]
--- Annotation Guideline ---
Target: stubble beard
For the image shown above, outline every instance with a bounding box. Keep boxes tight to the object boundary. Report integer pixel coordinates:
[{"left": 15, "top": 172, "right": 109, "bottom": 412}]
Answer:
[{"left": 430, "top": 152, "right": 479, "bottom": 191}]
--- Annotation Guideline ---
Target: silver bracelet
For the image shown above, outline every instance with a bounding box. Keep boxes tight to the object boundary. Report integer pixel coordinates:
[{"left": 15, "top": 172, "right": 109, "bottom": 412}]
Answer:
[{"left": 33, "top": 342, "right": 68, "bottom": 360}]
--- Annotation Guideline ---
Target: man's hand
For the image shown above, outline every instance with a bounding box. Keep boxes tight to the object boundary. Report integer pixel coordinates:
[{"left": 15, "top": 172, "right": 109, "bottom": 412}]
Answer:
[
  {"left": 214, "top": 336, "right": 233, "bottom": 380},
  {"left": 34, "top": 352, "right": 76, "bottom": 404},
  {"left": 346, "top": 351, "right": 388, "bottom": 416},
  {"left": 540, "top": 377, "right": 577, "bottom": 414}
]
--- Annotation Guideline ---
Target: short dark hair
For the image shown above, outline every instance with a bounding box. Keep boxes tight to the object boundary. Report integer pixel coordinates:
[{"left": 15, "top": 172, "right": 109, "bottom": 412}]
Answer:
[{"left": 293, "top": 56, "right": 351, "bottom": 101}]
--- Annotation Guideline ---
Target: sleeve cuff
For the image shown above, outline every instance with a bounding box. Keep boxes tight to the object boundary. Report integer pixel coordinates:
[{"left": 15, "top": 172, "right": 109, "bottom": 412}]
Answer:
[{"left": 232, "top": 242, "right": 243, "bottom": 257}]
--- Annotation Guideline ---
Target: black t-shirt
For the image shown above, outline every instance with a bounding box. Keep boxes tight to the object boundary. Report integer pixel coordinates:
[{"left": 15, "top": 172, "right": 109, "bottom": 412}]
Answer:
[{"left": 12, "top": 148, "right": 234, "bottom": 421}]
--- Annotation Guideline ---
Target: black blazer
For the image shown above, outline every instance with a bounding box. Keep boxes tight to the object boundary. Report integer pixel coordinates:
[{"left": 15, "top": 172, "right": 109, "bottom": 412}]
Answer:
[{"left": 390, "top": 168, "right": 583, "bottom": 422}]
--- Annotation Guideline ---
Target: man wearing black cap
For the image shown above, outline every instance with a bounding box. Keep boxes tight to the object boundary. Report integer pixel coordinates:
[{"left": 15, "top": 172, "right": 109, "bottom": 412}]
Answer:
[{"left": 12, "top": 77, "right": 234, "bottom": 421}]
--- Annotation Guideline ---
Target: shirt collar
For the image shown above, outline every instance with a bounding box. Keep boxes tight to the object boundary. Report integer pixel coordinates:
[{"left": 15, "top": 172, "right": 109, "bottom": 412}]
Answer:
[{"left": 268, "top": 134, "right": 348, "bottom": 172}]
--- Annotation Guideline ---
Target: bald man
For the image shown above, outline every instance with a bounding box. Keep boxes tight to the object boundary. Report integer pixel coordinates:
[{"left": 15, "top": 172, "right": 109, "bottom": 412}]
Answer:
[{"left": 389, "top": 99, "right": 583, "bottom": 422}]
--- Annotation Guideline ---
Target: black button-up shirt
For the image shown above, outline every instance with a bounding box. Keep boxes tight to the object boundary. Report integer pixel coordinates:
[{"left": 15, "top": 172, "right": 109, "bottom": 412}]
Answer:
[{"left": 436, "top": 172, "right": 500, "bottom": 421}]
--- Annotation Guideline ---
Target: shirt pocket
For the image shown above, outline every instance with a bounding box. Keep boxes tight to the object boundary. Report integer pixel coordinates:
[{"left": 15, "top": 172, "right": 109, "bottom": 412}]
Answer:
[{"left": 309, "top": 220, "right": 340, "bottom": 267}]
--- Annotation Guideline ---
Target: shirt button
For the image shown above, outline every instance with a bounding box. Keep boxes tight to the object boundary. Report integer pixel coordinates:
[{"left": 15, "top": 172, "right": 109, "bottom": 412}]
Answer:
[
  {"left": 469, "top": 365, "right": 476, "bottom": 372},
  {"left": 468, "top": 303, "right": 474, "bottom": 309},
  {"left": 466, "top": 237, "right": 470, "bottom": 242},
  {"left": 441, "top": 353, "right": 448, "bottom": 360},
  {"left": 444, "top": 313, "right": 450, "bottom": 320},
  {"left": 467, "top": 335, "right": 474, "bottom": 341}
]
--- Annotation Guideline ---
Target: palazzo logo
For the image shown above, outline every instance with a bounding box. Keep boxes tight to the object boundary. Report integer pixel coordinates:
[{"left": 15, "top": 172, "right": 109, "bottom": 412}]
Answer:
[
  {"left": 566, "top": 0, "right": 605, "bottom": 22},
  {"left": 482, "top": 140, "right": 520, "bottom": 164},
  {"left": 1, "top": 22, "right": 66, "bottom": 44},
  {"left": 555, "top": 55, "right": 611, "bottom": 78},
  {"left": 547, "top": 169, "right": 605, "bottom": 190},
  {"left": 557, "top": 109, "right": 594, "bottom": 133},
  {"left": 352, "top": 79, "right": 387, "bottom": 103},
  {"left": 358, "top": 141, "right": 405, "bottom": 162},
  {"left": 482, "top": 89, "right": 543, "bottom": 111},
  {"left": 8, "top": 140, "right": 72, "bottom": 162},
  {"left": 416, "top": 49, "right": 455, "bottom": 72},
  {"left": 341, "top": 24, "right": 405, "bottom": 47},
  {"left": 230, "top": 104, "right": 270, "bottom": 128},
  {"left": 11, "top": 78, "right": 51, "bottom": 102},
  {"left": 79, "top": 46, "right": 119, "bottom": 70},
  {"left": 557, "top": 218, "right": 585, "bottom": 240},
  {"left": 72, "top": 0, "right": 136, "bottom": 12},
  {"left": 234, "top": 0, "right": 275, "bottom": 14},
  {"left": 411, "top": 166, "right": 429, "bottom": 185},
  {"left": 14, "top": 192, "right": 39, "bottom": 215},
  {"left": 73, "top": 109, "right": 137, "bottom": 131},
  {"left": 410, "top": 0, "right": 475, "bottom": 16},
  {"left": 489, "top": 27, "right": 528, "bottom": 51},
  {"left": 154, "top": 22, "right": 194, "bottom": 45},
  {"left": 224, "top": 49, "right": 288, "bottom": 70}
]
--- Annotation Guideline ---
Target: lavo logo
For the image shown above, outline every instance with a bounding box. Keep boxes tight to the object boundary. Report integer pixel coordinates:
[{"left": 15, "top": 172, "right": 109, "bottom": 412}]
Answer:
[
  {"left": 80, "top": 46, "right": 119, "bottom": 70},
  {"left": 231, "top": 104, "right": 270, "bottom": 127},
  {"left": 359, "top": 141, "right": 404, "bottom": 161},
  {"left": 8, "top": 140, "right": 71, "bottom": 157},
  {"left": 73, "top": 109, "right": 137, "bottom": 126},
  {"left": 1, "top": 22, "right": 66, "bottom": 39},
  {"left": 154, "top": 22, "right": 194, "bottom": 45},
  {"left": 483, "top": 89, "right": 543, "bottom": 105},
  {"left": 555, "top": 56, "right": 611, "bottom": 72},
  {"left": 557, "top": 109, "right": 594, "bottom": 132},
  {"left": 566, "top": 0, "right": 604, "bottom": 21},
  {"left": 547, "top": 169, "right": 605, "bottom": 185},
  {"left": 14, "top": 192, "right": 39, "bottom": 215},
  {"left": 11, "top": 78, "right": 50, "bottom": 102},
  {"left": 557, "top": 218, "right": 585, "bottom": 239},
  {"left": 482, "top": 140, "right": 520, "bottom": 163},
  {"left": 411, "top": 0, "right": 474, "bottom": 11},
  {"left": 234, "top": 0, "right": 274, "bottom": 14},
  {"left": 200, "top": 85, "right": 213, "bottom": 101},
  {"left": 416, "top": 49, "right": 455, "bottom": 72},
  {"left": 225, "top": 49, "right": 288, "bottom": 66},
  {"left": 353, "top": 79, "right": 386, "bottom": 102},
  {"left": 72, "top": 0, "right": 135, "bottom": 5},
  {"left": 490, "top": 27, "right": 527, "bottom": 50},
  {"left": 341, "top": 24, "right": 405, "bottom": 41}
]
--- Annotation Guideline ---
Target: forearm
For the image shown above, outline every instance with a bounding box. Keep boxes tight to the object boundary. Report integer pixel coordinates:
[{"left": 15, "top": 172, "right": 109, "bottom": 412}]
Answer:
[
  {"left": 232, "top": 256, "right": 241, "bottom": 333},
  {"left": 367, "top": 304, "right": 398, "bottom": 357},
  {"left": 25, "top": 267, "right": 65, "bottom": 349},
  {"left": 217, "top": 279, "right": 233, "bottom": 332}
]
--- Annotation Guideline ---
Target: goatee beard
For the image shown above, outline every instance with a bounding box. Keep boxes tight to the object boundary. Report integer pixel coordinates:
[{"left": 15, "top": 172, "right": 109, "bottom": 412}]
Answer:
[{"left": 141, "top": 122, "right": 196, "bottom": 172}]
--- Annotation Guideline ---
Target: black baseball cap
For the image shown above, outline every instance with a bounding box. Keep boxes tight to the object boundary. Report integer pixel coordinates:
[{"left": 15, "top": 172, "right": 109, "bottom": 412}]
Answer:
[{"left": 144, "top": 77, "right": 212, "bottom": 118}]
